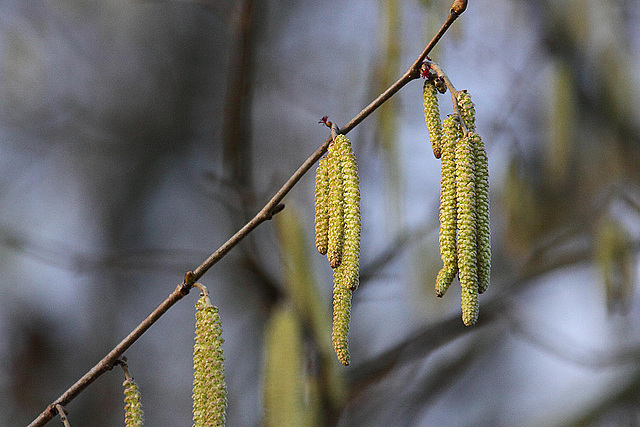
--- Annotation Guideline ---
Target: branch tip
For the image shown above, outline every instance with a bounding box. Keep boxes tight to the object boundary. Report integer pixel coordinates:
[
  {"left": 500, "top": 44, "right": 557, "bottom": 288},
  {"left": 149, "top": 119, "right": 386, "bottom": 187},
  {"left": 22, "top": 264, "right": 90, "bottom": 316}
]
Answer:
[{"left": 451, "top": 0, "right": 467, "bottom": 15}]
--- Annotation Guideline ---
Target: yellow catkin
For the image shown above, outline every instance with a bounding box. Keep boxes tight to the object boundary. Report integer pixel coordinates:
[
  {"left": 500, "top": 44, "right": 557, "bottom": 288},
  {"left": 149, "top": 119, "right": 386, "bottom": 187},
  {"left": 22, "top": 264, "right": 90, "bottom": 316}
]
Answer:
[
  {"left": 457, "top": 90, "right": 490, "bottom": 295},
  {"left": 473, "top": 133, "right": 490, "bottom": 294},
  {"left": 331, "top": 277, "right": 352, "bottom": 366},
  {"left": 423, "top": 79, "right": 443, "bottom": 159},
  {"left": 456, "top": 90, "right": 476, "bottom": 132},
  {"left": 335, "top": 134, "right": 361, "bottom": 290},
  {"left": 327, "top": 137, "right": 345, "bottom": 269},
  {"left": 123, "top": 379, "right": 144, "bottom": 427},
  {"left": 455, "top": 133, "right": 479, "bottom": 326},
  {"left": 263, "top": 304, "right": 307, "bottom": 427},
  {"left": 314, "top": 156, "right": 330, "bottom": 255},
  {"left": 193, "top": 296, "right": 227, "bottom": 427},
  {"left": 436, "top": 115, "right": 461, "bottom": 297}
]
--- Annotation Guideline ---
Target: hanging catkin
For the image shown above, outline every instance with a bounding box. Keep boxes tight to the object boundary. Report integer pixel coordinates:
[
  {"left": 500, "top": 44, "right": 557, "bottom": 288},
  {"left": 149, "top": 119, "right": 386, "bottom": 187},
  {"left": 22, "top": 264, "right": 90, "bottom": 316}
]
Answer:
[
  {"left": 436, "top": 115, "right": 461, "bottom": 297},
  {"left": 123, "top": 378, "right": 144, "bottom": 427},
  {"left": 423, "top": 79, "right": 443, "bottom": 159},
  {"left": 193, "top": 294, "right": 227, "bottom": 426},
  {"left": 335, "top": 134, "right": 361, "bottom": 291},
  {"left": 314, "top": 156, "right": 329, "bottom": 255},
  {"left": 457, "top": 91, "right": 490, "bottom": 295},
  {"left": 455, "top": 133, "right": 479, "bottom": 326},
  {"left": 327, "top": 137, "right": 345, "bottom": 269},
  {"left": 473, "top": 133, "right": 490, "bottom": 294},
  {"left": 456, "top": 90, "right": 476, "bottom": 132},
  {"left": 332, "top": 277, "right": 352, "bottom": 366}
]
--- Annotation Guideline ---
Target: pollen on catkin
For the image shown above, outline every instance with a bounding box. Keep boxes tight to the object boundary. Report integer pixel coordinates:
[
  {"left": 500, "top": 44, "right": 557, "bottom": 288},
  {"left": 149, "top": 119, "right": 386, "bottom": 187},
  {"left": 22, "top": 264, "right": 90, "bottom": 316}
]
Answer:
[
  {"left": 314, "top": 156, "right": 330, "bottom": 255},
  {"left": 455, "top": 133, "right": 479, "bottom": 326},
  {"left": 123, "top": 379, "right": 144, "bottom": 427},
  {"left": 336, "top": 134, "right": 361, "bottom": 290},
  {"left": 332, "top": 274, "right": 352, "bottom": 366},
  {"left": 327, "top": 137, "right": 345, "bottom": 269},
  {"left": 193, "top": 295, "right": 227, "bottom": 427},
  {"left": 473, "top": 133, "right": 491, "bottom": 294},
  {"left": 436, "top": 115, "right": 462, "bottom": 298},
  {"left": 423, "top": 79, "right": 443, "bottom": 159}
]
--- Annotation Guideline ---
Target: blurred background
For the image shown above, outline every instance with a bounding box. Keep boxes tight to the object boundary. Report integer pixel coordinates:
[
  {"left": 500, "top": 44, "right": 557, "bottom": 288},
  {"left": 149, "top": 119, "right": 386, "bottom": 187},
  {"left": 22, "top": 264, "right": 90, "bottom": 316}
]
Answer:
[{"left": 1, "top": 0, "right": 640, "bottom": 425}]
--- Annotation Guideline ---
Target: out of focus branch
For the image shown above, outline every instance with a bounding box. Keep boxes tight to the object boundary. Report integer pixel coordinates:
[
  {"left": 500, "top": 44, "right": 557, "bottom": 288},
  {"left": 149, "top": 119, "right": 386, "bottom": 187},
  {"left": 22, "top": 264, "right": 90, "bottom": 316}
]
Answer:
[
  {"left": 28, "top": 3, "right": 466, "bottom": 425},
  {"left": 349, "top": 232, "right": 640, "bottom": 387}
]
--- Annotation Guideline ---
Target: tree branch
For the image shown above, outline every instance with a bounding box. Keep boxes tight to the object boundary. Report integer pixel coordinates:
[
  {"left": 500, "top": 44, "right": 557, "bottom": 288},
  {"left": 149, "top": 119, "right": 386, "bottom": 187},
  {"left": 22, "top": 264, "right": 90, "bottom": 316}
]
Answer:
[{"left": 28, "top": 3, "right": 466, "bottom": 425}]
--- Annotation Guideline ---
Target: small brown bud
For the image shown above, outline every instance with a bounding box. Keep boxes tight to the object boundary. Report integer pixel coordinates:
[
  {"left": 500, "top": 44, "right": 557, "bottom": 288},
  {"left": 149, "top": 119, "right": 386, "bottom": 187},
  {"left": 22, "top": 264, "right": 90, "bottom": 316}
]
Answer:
[{"left": 451, "top": 0, "right": 467, "bottom": 15}]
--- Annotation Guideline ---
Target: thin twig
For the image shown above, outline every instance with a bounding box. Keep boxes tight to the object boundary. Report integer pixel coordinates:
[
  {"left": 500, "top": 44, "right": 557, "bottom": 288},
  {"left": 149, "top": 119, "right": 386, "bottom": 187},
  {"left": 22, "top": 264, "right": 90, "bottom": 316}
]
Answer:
[
  {"left": 427, "top": 61, "right": 469, "bottom": 135},
  {"left": 28, "top": 3, "right": 466, "bottom": 425},
  {"left": 28, "top": 284, "right": 190, "bottom": 427},
  {"left": 55, "top": 404, "right": 70, "bottom": 427},
  {"left": 118, "top": 359, "right": 133, "bottom": 381}
]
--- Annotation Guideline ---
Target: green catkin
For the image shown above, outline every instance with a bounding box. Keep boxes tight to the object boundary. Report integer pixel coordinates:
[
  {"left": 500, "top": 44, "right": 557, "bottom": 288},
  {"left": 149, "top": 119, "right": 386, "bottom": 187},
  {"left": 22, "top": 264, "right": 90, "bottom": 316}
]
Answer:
[
  {"left": 423, "top": 79, "right": 443, "bottom": 159},
  {"left": 457, "top": 90, "right": 490, "bottom": 295},
  {"left": 473, "top": 133, "right": 491, "bottom": 294},
  {"left": 331, "top": 276, "right": 352, "bottom": 366},
  {"left": 263, "top": 305, "right": 306, "bottom": 427},
  {"left": 456, "top": 90, "right": 476, "bottom": 132},
  {"left": 436, "top": 116, "right": 462, "bottom": 297},
  {"left": 193, "top": 296, "right": 227, "bottom": 427},
  {"left": 123, "top": 378, "right": 144, "bottom": 427},
  {"left": 335, "top": 134, "right": 361, "bottom": 290},
  {"left": 455, "top": 133, "right": 479, "bottom": 326},
  {"left": 314, "top": 156, "right": 330, "bottom": 255},
  {"left": 327, "top": 137, "right": 345, "bottom": 269}
]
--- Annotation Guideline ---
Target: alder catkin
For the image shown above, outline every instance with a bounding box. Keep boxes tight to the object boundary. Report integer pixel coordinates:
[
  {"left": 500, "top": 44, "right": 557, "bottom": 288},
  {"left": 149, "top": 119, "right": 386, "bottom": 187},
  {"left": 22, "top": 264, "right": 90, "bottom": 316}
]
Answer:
[
  {"left": 263, "top": 304, "right": 306, "bottom": 427},
  {"left": 455, "top": 133, "right": 479, "bottom": 326},
  {"left": 327, "top": 137, "right": 345, "bottom": 269},
  {"left": 123, "top": 379, "right": 144, "bottom": 427},
  {"left": 473, "top": 133, "right": 491, "bottom": 294},
  {"left": 456, "top": 90, "right": 476, "bottom": 132},
  {"left": 423, "top": 79, "right": 443, "bottom": 159},
  {"left": 331, "top": 274, "right": 352, "bottom": 366},
  {"left": 436, "top": 115, "right": 461, "bottom": 297},
  {"left": 314, "top": 156, "right": 329, "bottom": 255},
  {"left": 193, "top": 295, "right": 227, "bottom": 427},
  {"left": 336, "top": 134, "right": 361, "bottom": 290}
]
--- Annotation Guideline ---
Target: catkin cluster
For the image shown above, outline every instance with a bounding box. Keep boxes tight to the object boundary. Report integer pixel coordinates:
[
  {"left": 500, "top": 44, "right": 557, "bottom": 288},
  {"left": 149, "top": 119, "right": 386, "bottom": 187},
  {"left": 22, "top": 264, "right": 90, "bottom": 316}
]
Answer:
[
  {"left": 193, "top": 294, "right": 227, "bottom": 426},
  {"left": 424, "top": 86, "right": 491, "bottom": 326},
  {"left": 314, "top": 134, "right": 361, "bottom": 366}
]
